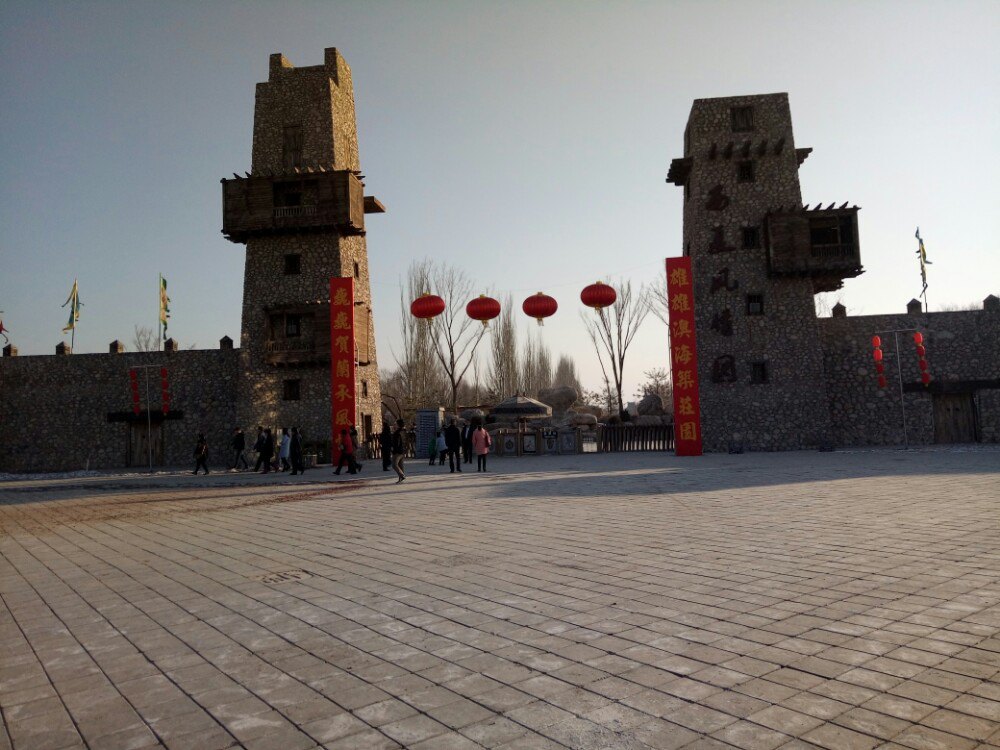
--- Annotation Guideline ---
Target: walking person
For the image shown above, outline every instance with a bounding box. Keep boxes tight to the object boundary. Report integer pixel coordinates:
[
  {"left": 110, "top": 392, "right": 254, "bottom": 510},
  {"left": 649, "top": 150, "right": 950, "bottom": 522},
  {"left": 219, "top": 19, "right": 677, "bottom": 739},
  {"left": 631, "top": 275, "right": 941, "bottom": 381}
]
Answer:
[
  {"left": 289, "top": 427, "right": 304, "bottom": 475},
  {"left": 278, "top": 428, "right": 291, "bottom": 472},
  {"left": 436, "top": 431, "right": 447, "bottom": 466},
  {"left": 473, "top": 425, "right": 492, "bottom": 472},
  {"left": 260, "top": 429, "right": 274, "bottom": 474},
  {"left": 445, "top": 419, "right": 462, "bottom": 473},
  {"left": 231, "top": 427, "right": 249, "bottom": 471},
  {"left": 428, "top": 431, "right": 438, "bottom": 466},
  {"left": 193, "top": 433, "right": 209, "bottom": 475},
  {"left": 379, "top": 422, "right": 392, "bottom": 471},
  {"left": 391, "top": 419, "right": 407, "bottom": 483},
  {"left": 334, "top": 429, "right": 358, "bottom": 475},
  {"left": 462, "top": 422, "right": 474, "bottom": 465},
  {"left": 252, "top": 426, "right": 265, "bottom": 471}
]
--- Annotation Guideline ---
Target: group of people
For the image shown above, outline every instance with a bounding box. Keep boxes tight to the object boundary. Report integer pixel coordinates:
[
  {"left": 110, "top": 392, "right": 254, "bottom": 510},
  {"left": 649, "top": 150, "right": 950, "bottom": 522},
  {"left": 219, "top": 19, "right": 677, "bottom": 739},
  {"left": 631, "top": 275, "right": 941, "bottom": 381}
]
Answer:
[
  {"left": 218, "top": 426, "right": 306, "bottom": 475},
  {"left": 375, "top": 418, "right": 491, "bottom": 484}
]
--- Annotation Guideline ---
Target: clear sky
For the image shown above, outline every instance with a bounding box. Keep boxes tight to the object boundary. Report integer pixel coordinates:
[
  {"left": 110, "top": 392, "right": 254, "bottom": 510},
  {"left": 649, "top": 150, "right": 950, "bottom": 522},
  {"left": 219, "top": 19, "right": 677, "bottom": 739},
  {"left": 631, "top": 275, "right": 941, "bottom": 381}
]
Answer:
[{"left": 2, "top": 1, "right": 997, "bottom": 400}]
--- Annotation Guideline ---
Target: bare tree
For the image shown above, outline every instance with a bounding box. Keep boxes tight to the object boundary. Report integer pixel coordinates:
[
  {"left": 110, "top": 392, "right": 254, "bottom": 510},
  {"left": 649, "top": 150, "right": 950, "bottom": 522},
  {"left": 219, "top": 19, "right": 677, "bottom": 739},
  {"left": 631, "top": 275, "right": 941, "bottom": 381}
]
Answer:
[
  {"left": 583, "top": 280, "right": 650, "bottom": 416},
  {"left": 391, "top": 261, "right": 448, "bottom": 410},
  {"left": 644, "top": 267, "right": 670, "bottom": 328},
  {"left": 552, "top": 354, "right": 582, "bottom": 393},
  {"left": 520, "top": 333, "right": 553, "bottom": 398},
  {"left": 634, "top": 368, "right": 673, "bottom": 414},
  {"left": 488, "top": 295, "right": 520, "bottom": 400},
  {"left": 132, "top": 325, "right": 156, "bottom": 352},
  {"left": 428, "top": 262, "right": 489, "bottom": 414}
]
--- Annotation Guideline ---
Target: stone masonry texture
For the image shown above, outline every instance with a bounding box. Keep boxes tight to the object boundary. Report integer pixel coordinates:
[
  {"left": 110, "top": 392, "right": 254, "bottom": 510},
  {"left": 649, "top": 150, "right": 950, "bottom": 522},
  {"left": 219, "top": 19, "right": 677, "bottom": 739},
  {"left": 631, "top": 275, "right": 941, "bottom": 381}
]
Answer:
[{"left": 1, "top": 449, "right": 998, "bottom": 749}]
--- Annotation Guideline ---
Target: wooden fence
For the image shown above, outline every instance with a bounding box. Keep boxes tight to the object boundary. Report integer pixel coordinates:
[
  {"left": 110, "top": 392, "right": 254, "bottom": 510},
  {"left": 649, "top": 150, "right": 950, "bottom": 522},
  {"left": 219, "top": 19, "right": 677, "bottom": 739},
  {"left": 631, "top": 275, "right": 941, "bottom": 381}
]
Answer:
[{"left": 598, "top": 424, "right": 674, "bottom": 452}]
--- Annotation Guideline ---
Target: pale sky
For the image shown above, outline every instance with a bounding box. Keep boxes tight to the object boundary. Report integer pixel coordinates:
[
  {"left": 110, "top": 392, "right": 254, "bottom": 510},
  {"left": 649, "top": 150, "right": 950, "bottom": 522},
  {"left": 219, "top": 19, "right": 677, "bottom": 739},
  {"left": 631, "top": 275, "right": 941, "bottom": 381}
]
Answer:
[{"left": 2, "top": 1, "right": 997, "bottom": 399}]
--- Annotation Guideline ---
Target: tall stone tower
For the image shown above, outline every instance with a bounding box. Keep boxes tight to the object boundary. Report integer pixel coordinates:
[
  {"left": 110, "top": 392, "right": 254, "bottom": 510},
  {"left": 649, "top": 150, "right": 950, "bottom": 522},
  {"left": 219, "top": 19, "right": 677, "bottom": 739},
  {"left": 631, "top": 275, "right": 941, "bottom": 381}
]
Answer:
[
  {"left": 222, "top": 48, "right": 383, "bottom": 445},
  {"left": 667, "top": 94, "right": 862, "bottom": 450}
]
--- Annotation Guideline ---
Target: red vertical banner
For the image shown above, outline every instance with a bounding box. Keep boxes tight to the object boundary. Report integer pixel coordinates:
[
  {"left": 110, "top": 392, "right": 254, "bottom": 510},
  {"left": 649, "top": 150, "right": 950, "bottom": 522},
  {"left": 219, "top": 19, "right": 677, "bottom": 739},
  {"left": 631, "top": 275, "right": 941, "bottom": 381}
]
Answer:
[
  {"left": 666, "top": 257, "right": 703, "bottom": 456},
  {"left": 329, "top": 278, "right": 356, "bottom": 463}
]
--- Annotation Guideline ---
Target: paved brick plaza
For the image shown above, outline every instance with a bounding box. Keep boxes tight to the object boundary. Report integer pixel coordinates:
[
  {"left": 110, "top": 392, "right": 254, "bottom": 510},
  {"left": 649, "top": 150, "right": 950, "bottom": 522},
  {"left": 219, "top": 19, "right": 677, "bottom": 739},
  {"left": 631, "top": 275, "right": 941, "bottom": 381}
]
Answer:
[{"left": 2, "top": 449, "right": 999, "bottom": 750}]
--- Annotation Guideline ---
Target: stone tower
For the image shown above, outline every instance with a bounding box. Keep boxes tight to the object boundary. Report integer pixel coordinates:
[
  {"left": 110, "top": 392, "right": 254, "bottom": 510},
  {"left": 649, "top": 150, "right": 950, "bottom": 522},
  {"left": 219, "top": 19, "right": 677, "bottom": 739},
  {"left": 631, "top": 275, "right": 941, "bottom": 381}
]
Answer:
[
  {"left": 667, "top": 94, "right": 862, "bottom": 450},
  {"left": 222, "top": 48, "right": 384, "bottom": 446}
]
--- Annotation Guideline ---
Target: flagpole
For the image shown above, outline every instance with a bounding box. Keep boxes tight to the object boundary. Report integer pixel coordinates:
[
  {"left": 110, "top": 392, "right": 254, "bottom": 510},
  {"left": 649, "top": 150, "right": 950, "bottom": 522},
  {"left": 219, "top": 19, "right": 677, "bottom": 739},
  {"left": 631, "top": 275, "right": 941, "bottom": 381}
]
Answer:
[
  {"left": 157, "top": 274, "right": 162, "bottom": 351},
  {"left": 71, "top": 278, "right": 76, "bottom": 351}
]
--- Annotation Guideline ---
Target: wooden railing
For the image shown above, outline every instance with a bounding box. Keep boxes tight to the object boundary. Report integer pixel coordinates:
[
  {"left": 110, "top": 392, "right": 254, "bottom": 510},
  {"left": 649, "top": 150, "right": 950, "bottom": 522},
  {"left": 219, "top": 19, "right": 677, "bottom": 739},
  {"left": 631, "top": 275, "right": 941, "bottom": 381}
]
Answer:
[
  {"left": 598, "top": 424, "right": 673, "bottom": 452},
  {"left": 273, "top": 205, "right": 319, "bottom": 218}
]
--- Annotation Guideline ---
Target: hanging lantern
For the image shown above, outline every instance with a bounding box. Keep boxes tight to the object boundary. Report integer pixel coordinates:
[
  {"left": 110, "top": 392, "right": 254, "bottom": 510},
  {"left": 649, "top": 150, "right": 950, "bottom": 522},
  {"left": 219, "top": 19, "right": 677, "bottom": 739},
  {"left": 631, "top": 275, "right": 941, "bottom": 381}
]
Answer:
[
  {"left": 875, "top": 363, "right": 884, "bottom": 374},
  {"left": 466, "top": 294, "right": 501, "bottom": 326},
  {"left": 913, "top": 332, "right": 923, "bottom": 345},
  {"left": 916, "top": 344, "right": 926, "bottom": 357},
  {"left": 921, "top": 372, "right": 931, "bottom": 385},
  {"left": 522, "top": 292, "right": 558, "bottom": 326},
  {"left": 878, "top": 375, "right": 887, "bottom": 388},
  {"left": 410, "top": 293, "right": 446, "bottom": 320},
  {"left": 871, "top": 335, "right": 881, "bottom": 348},
  {"left": 919, "top": 359, "right": 928, "bottom": 371},
  {"left": 873, "top": 348, "right": 883, "bottom": 362},
  {"left": 581, "top": 281, "right": 617, "bottom": 311}
]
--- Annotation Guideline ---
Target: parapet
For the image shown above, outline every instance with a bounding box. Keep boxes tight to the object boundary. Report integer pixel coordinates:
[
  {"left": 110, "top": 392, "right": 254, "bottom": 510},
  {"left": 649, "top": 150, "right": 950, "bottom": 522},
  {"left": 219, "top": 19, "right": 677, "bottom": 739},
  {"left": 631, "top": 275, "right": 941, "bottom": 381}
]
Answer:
[{"left": 268, "top": 47, "right": 345, "bottom": 85}]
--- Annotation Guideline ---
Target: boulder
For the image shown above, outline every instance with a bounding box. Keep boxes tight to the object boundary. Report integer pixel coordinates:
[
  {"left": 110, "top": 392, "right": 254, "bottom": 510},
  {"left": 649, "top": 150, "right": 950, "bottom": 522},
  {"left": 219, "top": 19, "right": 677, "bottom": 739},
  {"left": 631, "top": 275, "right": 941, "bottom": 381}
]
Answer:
[
  {"left": 537, "top": 386, "right": 578, "bottom": 415},
  {"left": 460, "top": 408, "right": 485, "bottom": 424},
  {"left": 574, "top": 404, "right": 603, "bottom": 418},
  {"left": 636, "top": 393, "right": 664, "bottom": 416},
  {"left": 570, "top": 413, "right": 598, "bottom": 427}
]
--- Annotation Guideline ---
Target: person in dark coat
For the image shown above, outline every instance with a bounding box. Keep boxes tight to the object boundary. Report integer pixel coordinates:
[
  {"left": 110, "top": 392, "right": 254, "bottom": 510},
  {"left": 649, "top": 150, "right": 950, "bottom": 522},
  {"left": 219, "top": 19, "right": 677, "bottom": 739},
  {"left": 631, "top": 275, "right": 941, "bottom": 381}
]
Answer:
[
  {"left": 391, "top": 419, "right": 407, "bottom": 483},
  {"left": 231, "top": 427, "right": 249, "bottom": 470},
  {"left": 461, "top": 422, "right": 474, "bottom": 464},
  {"left": 252, "top": 426, "right": 266, "bottom": 471},
  {"left": 193, "top": 433, "right": 209, "bottom": 475},
  {"left": 379, "top": 423, "right": 393, "bottom": 471},
  {"left": 289, "top": 427, "right": 304, "bottom": 475},
  {"left": 260, "top": 429, "right": 274, "bottom": 474},
  {"left": 444, "top": 419, "right": 462, "bottom": 473}
]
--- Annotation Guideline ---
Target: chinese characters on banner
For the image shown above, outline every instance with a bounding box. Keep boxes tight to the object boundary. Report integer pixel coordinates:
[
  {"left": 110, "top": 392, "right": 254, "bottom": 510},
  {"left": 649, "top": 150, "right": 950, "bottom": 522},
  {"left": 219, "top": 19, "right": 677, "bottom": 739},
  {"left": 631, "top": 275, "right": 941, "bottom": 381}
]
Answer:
[
  {"left": 329, "top": 278, "right": 356, "bottom": 464},
  {"left": 666, "top": 258, "right": 703, "bottom": 456}
]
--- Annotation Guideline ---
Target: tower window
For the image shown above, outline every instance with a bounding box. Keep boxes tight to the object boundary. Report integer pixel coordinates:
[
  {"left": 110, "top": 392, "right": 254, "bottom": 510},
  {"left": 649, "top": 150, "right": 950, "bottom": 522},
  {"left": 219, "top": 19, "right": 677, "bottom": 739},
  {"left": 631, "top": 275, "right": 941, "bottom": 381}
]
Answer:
[
  {"left": 285, "top": 314, "right": 301, "bottom": 338},
  {"left": 353, "top": 261, "right": 360, "bottom": 278},
  {"left": 742, "top": 227, "right": 761, "bottom": 249},
  {"left": 750, "top": 361, "right": 769, "bottom": 384},
  {"left": 283, "top": 254, "right": 301, "bottom": 275},
  {"left": 747, "top": 294, "right": 764, "bottom": 316},
  {"left": 283, "top": 125, "right": 303, "bottom": 169},
  {"left": 361, "top": 380, "right": 369, "bottom": 398},
  {"left": 283, "top": 379, "right": 301, "bottom": 401},
  {"left": 731, "top": 106, "right": 754, "bottom": 132},
  {"left": 737, "top": 161, "right": 755, "bottom": 183}
]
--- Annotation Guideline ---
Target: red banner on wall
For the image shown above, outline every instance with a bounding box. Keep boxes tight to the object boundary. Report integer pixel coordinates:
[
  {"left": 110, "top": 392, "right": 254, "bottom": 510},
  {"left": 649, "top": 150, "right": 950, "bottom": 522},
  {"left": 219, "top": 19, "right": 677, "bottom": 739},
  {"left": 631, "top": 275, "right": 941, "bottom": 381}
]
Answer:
[
  {"left": 666, "top": 257, "right": 703, "bottom": 456},
  {"left": 329, "top": 278, "right": 356, "bottom": 463}
]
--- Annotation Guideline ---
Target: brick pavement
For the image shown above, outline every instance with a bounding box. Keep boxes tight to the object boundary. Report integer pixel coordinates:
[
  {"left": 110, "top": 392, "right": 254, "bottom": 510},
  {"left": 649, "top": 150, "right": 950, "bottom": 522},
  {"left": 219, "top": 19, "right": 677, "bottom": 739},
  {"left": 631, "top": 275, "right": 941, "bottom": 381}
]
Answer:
[{"left": 1, "top": 448, "right": 999, "bottom": 750}]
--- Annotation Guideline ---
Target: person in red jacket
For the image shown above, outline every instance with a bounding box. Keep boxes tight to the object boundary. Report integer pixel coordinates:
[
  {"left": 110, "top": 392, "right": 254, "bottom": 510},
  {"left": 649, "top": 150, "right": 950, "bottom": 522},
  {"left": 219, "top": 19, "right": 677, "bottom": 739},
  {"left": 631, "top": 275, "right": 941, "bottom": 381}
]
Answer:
[
  {"left": 472, "top": 425, "right": 492, "bottom": 472},
  {"left": 334, "top": 429, "right": 359, "bottom": 475}
]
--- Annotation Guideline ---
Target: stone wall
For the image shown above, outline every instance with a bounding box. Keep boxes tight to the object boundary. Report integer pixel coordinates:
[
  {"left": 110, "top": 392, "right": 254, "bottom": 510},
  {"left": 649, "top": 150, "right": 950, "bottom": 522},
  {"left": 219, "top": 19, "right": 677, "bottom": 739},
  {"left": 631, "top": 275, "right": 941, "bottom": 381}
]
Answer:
[
  {"left": 820, "top": 304, "right": 1000, "bottom": 445},
  {"left": 0, "top": 347, "right": 239, "bottom": 473},
  {"left": 680, "top": 94, "right": 833, "bottom": 451}
]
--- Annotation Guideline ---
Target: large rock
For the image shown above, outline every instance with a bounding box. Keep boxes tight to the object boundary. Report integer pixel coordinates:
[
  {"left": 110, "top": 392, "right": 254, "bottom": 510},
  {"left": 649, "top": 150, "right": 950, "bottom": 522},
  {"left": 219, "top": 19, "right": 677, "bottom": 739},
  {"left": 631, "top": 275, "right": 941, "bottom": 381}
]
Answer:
[
  {"left": 538, "top": 386, "right": 578, "bottom": 416},
  {"left": 637, "top": 393, "right": 664, "bottom": 416},
  {"left": 460, "top": 408, "right": 485, "bottom": 423}
]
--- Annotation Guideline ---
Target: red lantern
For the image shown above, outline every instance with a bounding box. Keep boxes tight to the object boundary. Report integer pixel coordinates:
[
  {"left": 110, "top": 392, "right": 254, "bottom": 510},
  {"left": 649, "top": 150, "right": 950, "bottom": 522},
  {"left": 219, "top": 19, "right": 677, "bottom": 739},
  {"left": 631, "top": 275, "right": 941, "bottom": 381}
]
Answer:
[
  {"left": 873, "top": 349, "right": 883, "bottom": 362},
  {"left": 919, "top": 359, "right": 928, "bottom": 371},
  {"left": 878, "top": 375, "right": 887, "bottom": 388},
  {"left": 466, "top": 295, "right": 501, "bottom": 326},
  {"left": 913, "top": 332, "right": 923, "bottom": 345},
  {"left": 410, "top": 294, "right": 446, "bottom": 320},
  {"left": 921, "top": 372, "right": 931, "bottom": 385},
  {"left": 875, "top": 363, "right": 884, "bottom": 374},
  {"left": 522, "top": 292, "right": 558, "bottom": 326},
  {"left": 871, "top": 335, "right": 881, "bottom": 348},
  {"left": 581, "top": 281, "right": 617, "bottom": 311},
  {"left": 915, "top": 345, "right": 926, "bottom": 357}
]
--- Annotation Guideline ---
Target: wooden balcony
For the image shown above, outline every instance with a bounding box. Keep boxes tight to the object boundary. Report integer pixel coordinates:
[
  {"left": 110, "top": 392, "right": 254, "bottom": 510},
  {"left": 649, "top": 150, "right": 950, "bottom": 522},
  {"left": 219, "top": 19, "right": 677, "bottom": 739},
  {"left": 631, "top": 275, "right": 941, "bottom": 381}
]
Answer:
[{"left": 764, "top": 205, "right": 864, "bottom": 292}]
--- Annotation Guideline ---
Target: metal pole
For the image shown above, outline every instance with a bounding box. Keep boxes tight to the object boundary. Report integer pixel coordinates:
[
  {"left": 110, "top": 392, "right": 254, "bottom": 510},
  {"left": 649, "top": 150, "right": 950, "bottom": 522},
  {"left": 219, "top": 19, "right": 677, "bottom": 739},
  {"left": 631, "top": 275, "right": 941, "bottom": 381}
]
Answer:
[
  {"left": 144, "top": 365, "right": 153, "bottom": 472},
  {"left": 893, "top": 330, "right": 908, "bottom": 449}
]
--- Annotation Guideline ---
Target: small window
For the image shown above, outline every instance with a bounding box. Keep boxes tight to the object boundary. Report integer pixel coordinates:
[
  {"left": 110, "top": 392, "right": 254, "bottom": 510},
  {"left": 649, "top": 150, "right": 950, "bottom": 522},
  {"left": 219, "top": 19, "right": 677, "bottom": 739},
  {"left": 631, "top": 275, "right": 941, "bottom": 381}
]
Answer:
[
  {"left": 283, "top": 254, "right": 301, "bottom": 275},
  {"left": 282, "top": 125, "right": 303, "bottom": 169},
  {"left": 737, "top": 161, "right": 755, "bottom": 183},
  {"left": 731, "top": 106, "right": 754, "bottom": 132},
  {"left": 285, "top": 314, "right": 301, "bottom": 338},
  {"left": 353, "top": 261, "right": 360, "bottom": 279},
  {"left": 750, "top": 361, "right": 769, "bottom": 384},
  {"left": 747, "top": 294, "right": 764, "bottom": 316},
  {"left": 361, "top": 380, "right": 369, "bottom": 398},
  {"left": 684, "top": 180, "right": 690, "bottom": 202},
  {"left": 742, "top": 226, "right": 761, "bottom": 249},
  {"left": 283, "top": 379, "right": 300, "bottom": 401}
]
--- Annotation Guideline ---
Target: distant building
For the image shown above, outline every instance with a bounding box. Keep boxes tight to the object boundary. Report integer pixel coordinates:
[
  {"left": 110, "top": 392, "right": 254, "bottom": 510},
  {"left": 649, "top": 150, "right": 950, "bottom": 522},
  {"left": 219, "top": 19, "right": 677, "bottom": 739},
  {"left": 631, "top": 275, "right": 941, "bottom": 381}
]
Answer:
[
  {"left": 1, "top": 48, "right": 384, "bottom": 471},
  {"left": 667, "top": 94, "right": 999, "bottom": 449}
]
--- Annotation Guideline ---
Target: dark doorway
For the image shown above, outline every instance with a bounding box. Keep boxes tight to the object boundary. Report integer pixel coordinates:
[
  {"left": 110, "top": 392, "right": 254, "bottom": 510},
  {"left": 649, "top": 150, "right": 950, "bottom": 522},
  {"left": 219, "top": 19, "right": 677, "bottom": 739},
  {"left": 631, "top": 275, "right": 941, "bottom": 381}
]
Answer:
[
  {"left": 933, "top": 394, "right": 977, "bottom": 443},
  {"left": 128, "top": 422, "right": 164, "bottom": 467}
]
